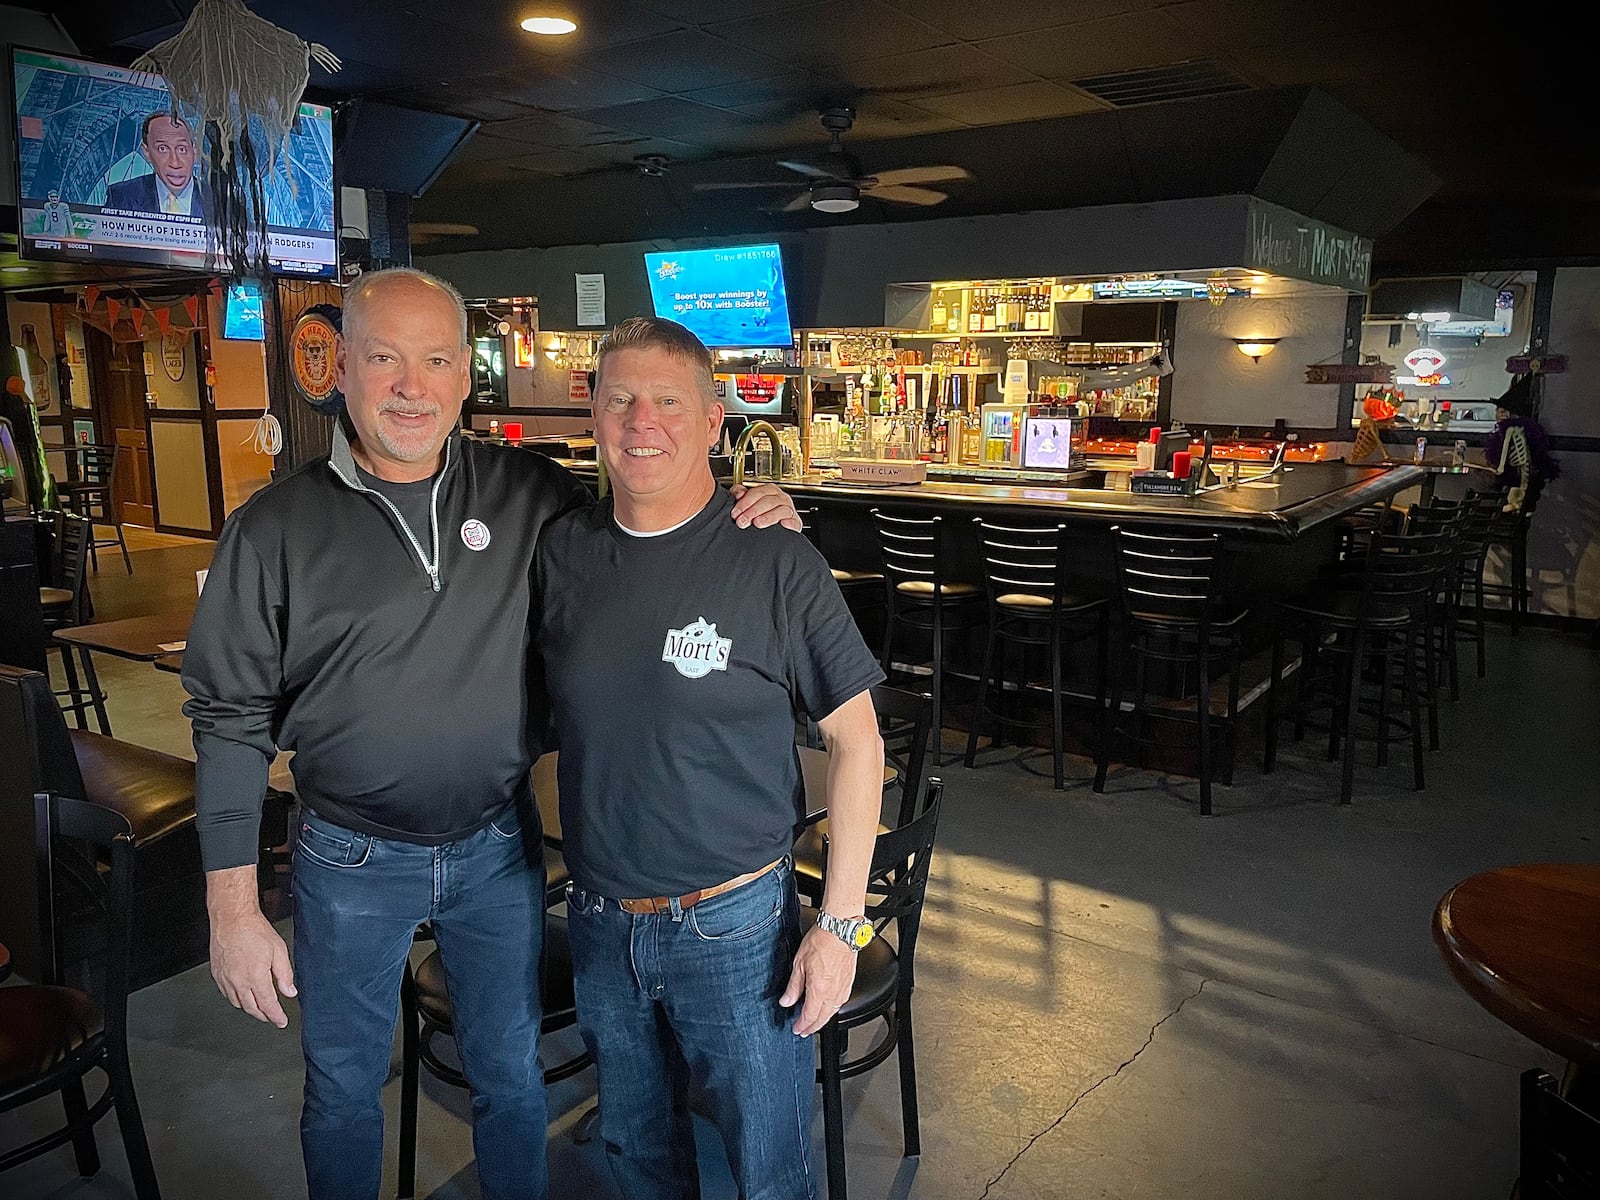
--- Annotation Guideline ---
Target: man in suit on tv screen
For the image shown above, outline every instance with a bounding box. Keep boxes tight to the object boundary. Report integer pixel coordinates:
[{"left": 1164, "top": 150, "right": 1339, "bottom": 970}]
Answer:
[{"left": 105, "top": 112, "right": 211, "bottom": 220}]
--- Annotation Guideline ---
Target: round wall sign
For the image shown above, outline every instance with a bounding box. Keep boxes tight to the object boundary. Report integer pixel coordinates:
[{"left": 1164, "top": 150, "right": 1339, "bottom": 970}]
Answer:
[
  {"left": 161, "top": 332, "right": 188, "bottom": 383},
  {"left": 291, "top": 311, "right": 340, "bottom": 405}
]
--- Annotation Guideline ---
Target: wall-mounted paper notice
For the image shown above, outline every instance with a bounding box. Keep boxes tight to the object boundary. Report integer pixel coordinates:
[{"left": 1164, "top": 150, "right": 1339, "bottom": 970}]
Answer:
[{"left": 576, "top": 274, "right": 606, "bottom": 326}]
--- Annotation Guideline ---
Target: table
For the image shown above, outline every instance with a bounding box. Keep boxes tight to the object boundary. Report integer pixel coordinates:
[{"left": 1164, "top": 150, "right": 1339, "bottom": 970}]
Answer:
[
  {"left": 1433, "top": 863, "right": 1600, "bottom": 1068},
  {"left": 56, "top": 608, "right": 194, "bottom": 662},
  {"left": 154, "top": 651, "right": 184, "bottom": 674}
]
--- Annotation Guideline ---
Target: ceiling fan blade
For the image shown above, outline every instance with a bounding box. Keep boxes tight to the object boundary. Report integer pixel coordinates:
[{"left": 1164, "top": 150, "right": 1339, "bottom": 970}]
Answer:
[
  {"left": 693, "top": 180, "right": 802, "bottom": 190},
  {"left": 869, "top": 165, "right": 973, "bottom": 188},
  {"left": 864, "top": 184, "right": 950, "bottom": 207},
  {"left": 780, "top": 191, "right": 815, "bottom": 213},
  {"left": 776, "top": 159, "right": 839, "bottom": 180}
]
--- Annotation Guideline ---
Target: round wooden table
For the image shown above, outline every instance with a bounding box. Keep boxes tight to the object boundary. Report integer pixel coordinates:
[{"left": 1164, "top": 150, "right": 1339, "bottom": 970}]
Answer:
[{"left": 1433, "top": 863, "right": 1600, "bottom": 1067}]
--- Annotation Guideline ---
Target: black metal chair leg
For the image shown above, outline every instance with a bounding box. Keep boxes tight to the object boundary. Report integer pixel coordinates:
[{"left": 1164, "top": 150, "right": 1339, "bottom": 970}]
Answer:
[
  {"left": 929, "top": 604, "right": 945, "bottom": 768},
  {"left": 61, "top": 1075, "right": 102, "bottom": 1176},
  {"left": 115, "top": 521, "right": 132, "bottom": 575},
  {"left": 106, "top": 1040, "right": 162, "bottom": 1199},
  {"left": 1093, "top": 612, "right": 1111, "bottom": 792},
  {"left": 80, "top": 647, "right": 112, "bottom": 736},
  {"left": 1338, "top": 634, "right": 1364, "bottom": 805},
  {"left": 1095, "top": 636, "right": 1120, "bottom": 794},
  {"left": 398, "top": 965, "right": 420, "bottom": 1199},
  {"left": 1222, "top": 637, "right": 1241, "bottom": 786},
  {"left": 1196, "top": 630, "right": 1212, "bottom": 816},
  {"left": 965, "top": 622, "right": 997, "bottom": 768},
  {"left": 896, "top": 998, "right": 921, "bottom": 1158},
  {"left": 820, "top": 1022, "right": 849, "bottom": 1200},
  {"left": 1049, "top": 622, "right": 1065, "bottom": 789},
  {"left": 1263, "top": 630, "right": 1285, "bottom": 774},
  {"left": 1376, "top": 636, "right": 1393, "bottom": 769},
  {"left": 1474, "top": 566, "right": 1488, "bottom": 677},
  {"left": 59, "top": 644, "right": 88, "bottom": 730},
  {"left": 1406, "top": 632, "right": 1426, "bottom": 791},
  {"left": 1423, "top": 624, "right": 1440, "bottom": 752}
]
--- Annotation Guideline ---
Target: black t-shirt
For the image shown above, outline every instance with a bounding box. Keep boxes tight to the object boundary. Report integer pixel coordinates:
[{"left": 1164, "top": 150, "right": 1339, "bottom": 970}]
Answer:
[
  {"left": 354, "top": 463, "right": 435, "bottom": 546},
  {"left": 535, "top": 487, "right": 884, "bottom": 898}
]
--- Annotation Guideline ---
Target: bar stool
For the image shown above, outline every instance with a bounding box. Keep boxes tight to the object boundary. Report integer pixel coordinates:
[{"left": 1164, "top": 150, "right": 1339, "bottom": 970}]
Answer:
[
  {"left": 1481, "top": 489, "right": 1534, "bottom": 633},
  {"left": 59, "top": 445, "right": 131, "bottom": 575},
  {"left": 1402, "top": 501, "right": 1470, "bottom": 727},
  {"left": 964, "top": 519, "right": 1110, "bottom": 789},
  {"left": 40, "top": 511, "right": 113, "bottom": 734},
  {"left": 1102, "top": 527, "right": 1248, "bottom": 815},
  {"left": 1263, "top": 528, "right": 1455, "bottom": 805},
  {"left": 1450, "top": 490, "right": 1504, "bottom": 680},
  {"left": 795, "top": 503, "right": 884, "bottom": 625},
  {"left": 871, "top": 510, "right": 984, "bottom": 765}
]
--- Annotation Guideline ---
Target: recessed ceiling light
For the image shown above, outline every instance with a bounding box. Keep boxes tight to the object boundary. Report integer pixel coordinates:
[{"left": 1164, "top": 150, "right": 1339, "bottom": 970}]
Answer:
[{"left": 521, "top": 15, "right": 577, "bottom": 35}]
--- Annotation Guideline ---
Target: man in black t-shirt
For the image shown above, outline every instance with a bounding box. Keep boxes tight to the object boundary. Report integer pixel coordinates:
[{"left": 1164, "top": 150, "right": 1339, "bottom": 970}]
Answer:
[{"left": 537, "top": 317, "right": 885, "bottom": 1198}]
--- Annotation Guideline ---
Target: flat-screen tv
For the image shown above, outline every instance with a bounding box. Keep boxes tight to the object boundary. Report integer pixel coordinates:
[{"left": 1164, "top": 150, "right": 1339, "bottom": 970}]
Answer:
[
  {"left": 223, "top": 281, "right": 265, "bottom": 340},
  {"left": 643, "top": 243, "right": 793, "bottom": 348},
  {"left": 9, "top": 47, "right": 336, "bottom": 277}
]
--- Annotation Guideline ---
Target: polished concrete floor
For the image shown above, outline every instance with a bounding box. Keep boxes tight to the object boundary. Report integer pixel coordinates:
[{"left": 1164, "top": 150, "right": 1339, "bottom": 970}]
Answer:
[{"left": 5, "top": 537, "right": 1598, "bottom": 1199}]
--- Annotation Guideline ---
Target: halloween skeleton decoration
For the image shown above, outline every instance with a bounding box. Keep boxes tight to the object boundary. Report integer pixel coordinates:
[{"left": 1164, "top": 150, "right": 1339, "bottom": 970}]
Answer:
[{"left": 132, "top": 0, "right": 339, "bottom": 277}]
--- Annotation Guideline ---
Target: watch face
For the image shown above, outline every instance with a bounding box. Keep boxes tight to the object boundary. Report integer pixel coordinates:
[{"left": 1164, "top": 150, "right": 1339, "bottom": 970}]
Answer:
[{"left": 852, "top": 922, "right": 874, "bottom": 948}]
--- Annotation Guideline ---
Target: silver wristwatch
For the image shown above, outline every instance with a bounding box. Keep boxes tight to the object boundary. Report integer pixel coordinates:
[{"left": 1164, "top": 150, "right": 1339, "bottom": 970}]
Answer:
[{"left": 816, "top": 910, "right": 875, "bottom": 951}]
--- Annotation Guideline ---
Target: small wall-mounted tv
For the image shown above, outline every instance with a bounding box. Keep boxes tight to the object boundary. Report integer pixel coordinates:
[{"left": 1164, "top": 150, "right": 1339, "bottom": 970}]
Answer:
[
  {"left": 643, "top": 243, "right": 794, "bottom": 349},
  {"left": 9, "top": 47, "right": 336, "bottom": 278},
  {"left": 223, "top": 282, "right": 265, "bottom": 340}
]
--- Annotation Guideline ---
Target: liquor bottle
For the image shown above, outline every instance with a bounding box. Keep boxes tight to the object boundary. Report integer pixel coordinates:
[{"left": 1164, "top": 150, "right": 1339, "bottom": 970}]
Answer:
[
  {"left": 930, "top": 289, "right": 947, "bottom": 332},
  {"left": 1009, "top": 287, "right": 1025, "bottom": 332},
  {"left": 1022, "top": 286, "right": 1039, "bottom": 332},
  {"left": 947, "top": 293, "right": 962, "bottom": 333},
  {"left": 968, "top": 288, "right": 983, "bottom": 334},
  {"left": 981, "top": 289, "right": 997, "bottom": 333}
]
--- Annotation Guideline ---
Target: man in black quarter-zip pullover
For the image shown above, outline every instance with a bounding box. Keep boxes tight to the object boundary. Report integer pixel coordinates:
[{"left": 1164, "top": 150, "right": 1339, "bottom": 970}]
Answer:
[{"left": 180, "top": 267, "right": 799, "bottom": 1200}]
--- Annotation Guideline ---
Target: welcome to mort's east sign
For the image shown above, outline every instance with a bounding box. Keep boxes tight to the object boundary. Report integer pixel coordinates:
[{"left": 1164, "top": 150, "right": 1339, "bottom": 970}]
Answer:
[{"left": 1245, "top": 200, "right": 1374, "bottom": 292}]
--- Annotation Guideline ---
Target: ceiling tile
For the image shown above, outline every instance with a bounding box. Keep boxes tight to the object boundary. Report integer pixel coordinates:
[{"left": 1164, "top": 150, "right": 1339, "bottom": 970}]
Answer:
[
  {"left": 832, "top": 43, "right": 1035, "bottom": 100},
  {"left": 911, "top": 81, "right": 1106, "bottom": 125},
  {"left": 375, "top": 85, "right": 534, "bottom": 123},
  {"left": 573, "top": 96, "right": 762, "bottom": 140},
  {"left": 443, "top": 132, "right": 539, "bottom": 164},
  {"left": 639, "top": 0, "right": 813, "bottom": 22},
  {"left": 708, "top": 1, "right": 954, "bottom": 69},
  {"left": 842, "top": 96, "right": 967, "bottom": 139},
  {"left": 682, "top": 72, "right": 842, "bottom": 112},
  {"left": 877, "top": 0, "right": 1156, "bottom": 42},
  {"left": 570, "top": 29, "right": 790, "bottom": 93},
  {"left": 501, "top": 148, "right": 615, "bottom": 176},
  {"left": 979, "top": 11, "right": 1196, "bottom": 81},
  {"left": 485, "top": 63, "right": 664, "bottom": 111},
  {"left": 579, "top": 137, "right": 717, "bottom": 166},
  {"left": 488, "top": 111, "right": 623, "bottom": 147}
]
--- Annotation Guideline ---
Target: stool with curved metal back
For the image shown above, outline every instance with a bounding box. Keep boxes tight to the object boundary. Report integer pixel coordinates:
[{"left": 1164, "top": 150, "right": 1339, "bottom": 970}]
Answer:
[
  {"left": 1103, "top": 527, "right": 1248, "bottom": 815},
  {"left": 871, "top": 510, "right": 984, "bottom": 765},
  {"left": 810, "top": 779, "right": 944, "bottom": 1200},
  {"left": 965, "top": 518, "right": 1110, "bottom": 789}
]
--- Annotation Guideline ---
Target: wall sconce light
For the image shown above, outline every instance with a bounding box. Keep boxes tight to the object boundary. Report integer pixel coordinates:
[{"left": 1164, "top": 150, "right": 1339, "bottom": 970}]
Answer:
[{"left": 1232, "top": 337, "right": 1282, "bottom": 363}]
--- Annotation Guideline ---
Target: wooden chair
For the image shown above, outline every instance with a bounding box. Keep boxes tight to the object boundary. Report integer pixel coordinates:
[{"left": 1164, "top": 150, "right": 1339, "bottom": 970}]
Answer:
[
  {"left": 59, "top": 445, "right": 131, "bottom": 575},
  {"left": 811, "top": 780, "right": 944, "bottom": 1200},
  {"left": 0, "top": 792, "right": 161, "bottom": 1197}
]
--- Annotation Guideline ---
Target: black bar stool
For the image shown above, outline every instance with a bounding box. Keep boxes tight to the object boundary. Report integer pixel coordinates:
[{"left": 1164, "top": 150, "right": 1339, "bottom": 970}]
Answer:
[
  {"left": 871, "top": 510, "right": 984, "bottom": 765},
  {"left": 1103, "top": 527, "right": 1248, "bottom": 815},
  {"left": 964, "top": 519, "right": 1110, "bottom": 789},
  {"left": 795, "top": 502, "right": 883, "bottom": 630},
  {"left": 40, "top": 511, "right": 112, "bottom": 734},
  {"left": 58, "top": 445, "right": 131, "bottom": 575},
  {"left": 1263, "top": 528, "right": 1455, "bottom": 805}
]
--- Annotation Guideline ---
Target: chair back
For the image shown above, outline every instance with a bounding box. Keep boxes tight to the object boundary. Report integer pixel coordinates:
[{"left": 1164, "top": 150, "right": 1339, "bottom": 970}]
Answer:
[
  {"left": 1357, "top": 528, "right": 1456, "bottom": 621},
  {"left": 1520, "top": 1068, "right": 1600, "bottom": 1200},
  {"left": 1110, "top": 526, "right": 1224, "bottom": 624},
  {"left": 872, "top": 509, "right": 949, "bottom": 598},
  {"left": 860, "top": 779, "right": 942, "bottom": 992},
  {"left": 0, "top": 663, "right": 92, "bottom": 819},
  {"left": 869, "top": 682, "right": 933, "bottom": 828},
  {"left": 35, "top": 793, "right": 137, "bottom": 1011},
  {"left": 792, "top": 503, "right": 824, "bottom": 554},
  {"left": 47, "top": 510, "right": 94, "bottom": 626},
  {"left": 75, "top": 444, "right": 119, "bottom": 491},
  {"left": 972, "top": 519, "right": 1067, "bottom": 606}
]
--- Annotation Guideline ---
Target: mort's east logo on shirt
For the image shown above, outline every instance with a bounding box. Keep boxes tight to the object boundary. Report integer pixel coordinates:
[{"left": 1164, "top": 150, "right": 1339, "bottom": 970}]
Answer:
[{"left": 662, "top": 617, "right": 731, "bottom": 680}]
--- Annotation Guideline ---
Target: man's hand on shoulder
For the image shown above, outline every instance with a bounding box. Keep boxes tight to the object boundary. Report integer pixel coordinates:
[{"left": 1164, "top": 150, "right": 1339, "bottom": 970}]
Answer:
[
  {"left": 206, "top": 865, "right": 297, "bottom": 1029},
  {"left": 781, "top": 923, "right": 858, "bottom": 1037},
  {"left": 729, "top": 482, "right": 802, "bottom": 532}
]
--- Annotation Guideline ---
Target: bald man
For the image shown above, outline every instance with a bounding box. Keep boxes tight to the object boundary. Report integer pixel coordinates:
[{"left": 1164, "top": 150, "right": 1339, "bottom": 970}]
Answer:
[{"left": 182, "top": 268, "right": 799, "bottom": 1200}]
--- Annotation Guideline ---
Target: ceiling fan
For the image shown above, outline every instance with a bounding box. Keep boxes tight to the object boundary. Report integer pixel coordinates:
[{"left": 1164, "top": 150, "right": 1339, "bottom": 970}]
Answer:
[{"left": 694, "top": 107, "right": 972, "bottom": 214}]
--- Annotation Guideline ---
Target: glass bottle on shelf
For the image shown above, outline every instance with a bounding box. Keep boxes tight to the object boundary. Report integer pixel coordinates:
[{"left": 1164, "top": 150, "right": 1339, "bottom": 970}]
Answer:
[
  {"left": 930, "top": 289, "right": 948, "bottom": 333},
  {"left": 981, "top": 289, "right": 997, "bottom": 333},
  {"left": 959, "top": 408, "right": 983, "bottom": 464},
  {"left": 947, "top": 292, "right": 962, "bottom": 333},
  {"left": 967, "top": 288, "right": 983, "bottom": 334}
]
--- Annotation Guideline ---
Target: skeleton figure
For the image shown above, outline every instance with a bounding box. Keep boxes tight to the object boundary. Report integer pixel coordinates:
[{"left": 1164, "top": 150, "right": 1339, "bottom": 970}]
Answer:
[{"left": 1485, "top": 374, "right": 1561, "bottom": 513}]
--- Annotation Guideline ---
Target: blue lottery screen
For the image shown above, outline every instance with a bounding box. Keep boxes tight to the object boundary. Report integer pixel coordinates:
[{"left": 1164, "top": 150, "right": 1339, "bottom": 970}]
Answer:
[{"left": 643, "top": 243, "right": 794, "bottom": 348}]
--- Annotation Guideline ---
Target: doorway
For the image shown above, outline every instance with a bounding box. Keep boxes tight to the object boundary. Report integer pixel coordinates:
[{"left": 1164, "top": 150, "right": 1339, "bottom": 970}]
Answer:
[{"left": 83, "top": 325, "right": 155, "bottom": 528}]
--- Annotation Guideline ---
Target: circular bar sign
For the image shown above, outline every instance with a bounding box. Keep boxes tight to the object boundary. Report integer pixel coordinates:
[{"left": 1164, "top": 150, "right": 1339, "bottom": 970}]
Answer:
[{"left": 291, "top": 311, "right": 340, "bottom": 405}]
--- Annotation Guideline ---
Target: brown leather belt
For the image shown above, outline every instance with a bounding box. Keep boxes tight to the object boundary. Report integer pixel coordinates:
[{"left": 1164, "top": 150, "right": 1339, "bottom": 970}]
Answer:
[{"left": 617, "top": 858, "right": 783, "bottom": 915}]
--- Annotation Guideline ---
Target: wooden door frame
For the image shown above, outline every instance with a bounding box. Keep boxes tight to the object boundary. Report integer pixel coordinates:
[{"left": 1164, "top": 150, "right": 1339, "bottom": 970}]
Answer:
[
  {"left": 82, "top": 324, "right": 156, "bottom": 528},
  {"left": 144, "top": 327, "right": 222, "bottom": 538}
]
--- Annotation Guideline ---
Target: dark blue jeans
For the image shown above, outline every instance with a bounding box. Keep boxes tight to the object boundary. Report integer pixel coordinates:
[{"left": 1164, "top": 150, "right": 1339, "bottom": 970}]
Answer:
[
  {"left": 292, "top": 807, "right": 546, "bottom": 1200},
  {"left": 566, "top": 857, "right": 816, "bottom": 1200}
]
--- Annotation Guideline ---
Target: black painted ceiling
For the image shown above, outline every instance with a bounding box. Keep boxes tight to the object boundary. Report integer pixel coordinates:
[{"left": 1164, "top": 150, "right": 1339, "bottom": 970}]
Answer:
[{"left": 36, "top": 0, "right": 1595, "bottom": 259}]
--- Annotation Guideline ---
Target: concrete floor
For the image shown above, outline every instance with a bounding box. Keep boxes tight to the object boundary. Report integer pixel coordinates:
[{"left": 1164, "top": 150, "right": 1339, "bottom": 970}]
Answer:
[{"left": 5, "top": 538, "right": 1598, "bottom": 1199}]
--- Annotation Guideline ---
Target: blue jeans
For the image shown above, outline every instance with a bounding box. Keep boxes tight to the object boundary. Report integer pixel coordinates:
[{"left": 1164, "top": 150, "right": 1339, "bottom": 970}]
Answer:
[
  {"left": 566, "top": 857, "right": 816, "bottom": 1200},
  {"left": 291, "top": 807, "right": 546, "bottom": 1200}
]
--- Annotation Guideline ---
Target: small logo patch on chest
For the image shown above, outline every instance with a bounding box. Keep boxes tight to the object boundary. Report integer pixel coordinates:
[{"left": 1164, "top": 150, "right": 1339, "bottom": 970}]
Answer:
[
  {"left": 662, "top": 617, "right": 731, "bottom": 679},
  {"left": 460, "top": 519, "right": 491, "bottom": 551}
]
